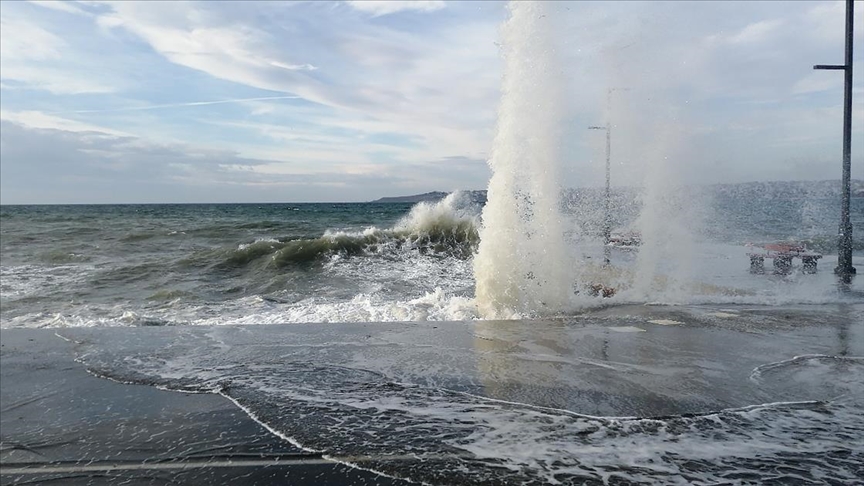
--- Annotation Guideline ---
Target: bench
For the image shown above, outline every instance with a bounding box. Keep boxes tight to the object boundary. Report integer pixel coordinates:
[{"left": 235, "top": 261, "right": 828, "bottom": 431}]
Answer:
[{"left": 747, "top": 244, "right": 822, "bottom": 275}]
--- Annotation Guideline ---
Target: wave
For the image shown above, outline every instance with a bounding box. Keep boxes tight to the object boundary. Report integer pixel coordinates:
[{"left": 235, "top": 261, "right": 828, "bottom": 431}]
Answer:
[
  {"left": 207, "top": 192, "right": 481, "bottom": 269},
  {"left": 37, "top": 250, "right": 92, "bottom": 264}
]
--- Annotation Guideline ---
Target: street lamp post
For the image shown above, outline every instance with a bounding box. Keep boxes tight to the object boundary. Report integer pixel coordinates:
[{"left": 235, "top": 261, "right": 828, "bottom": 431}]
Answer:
[
  {"left": 588, "top": 124, "right": 612, "bottom": 265},
  {"left": 814, "top": 0, "right": 856, "bottom": 281},
  {"left": 589, "top": 88, "right": 628, "bottom": 265}
]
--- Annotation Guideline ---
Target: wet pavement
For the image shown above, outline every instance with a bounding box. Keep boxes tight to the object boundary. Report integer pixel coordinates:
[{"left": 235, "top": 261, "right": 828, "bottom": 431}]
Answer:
[
  {"left": 0, "top": 329, "right": 407, "bottom": 486},
  {"left": 2, "top": 303, "right": 862, "bottom": 485}
]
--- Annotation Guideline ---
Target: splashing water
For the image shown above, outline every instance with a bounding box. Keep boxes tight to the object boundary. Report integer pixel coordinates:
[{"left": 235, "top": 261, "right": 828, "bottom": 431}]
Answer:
[
  {"left": 474, "top": 2, "right": 575, "bottom": 318},
  {"left": 474, "top": 2, "right": 729, "bottom": 316},
  {"left": 627, "top": 123, "right": 702, "bottom": 302}
]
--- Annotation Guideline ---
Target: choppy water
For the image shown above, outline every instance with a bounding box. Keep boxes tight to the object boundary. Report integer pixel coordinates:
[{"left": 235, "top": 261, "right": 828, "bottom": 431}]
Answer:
[
  {"left": 1, "top": 190, "right": 862, "bottom": 328},
  {"left": 0, "top": 195, "right": 482, "bottom": 328}
]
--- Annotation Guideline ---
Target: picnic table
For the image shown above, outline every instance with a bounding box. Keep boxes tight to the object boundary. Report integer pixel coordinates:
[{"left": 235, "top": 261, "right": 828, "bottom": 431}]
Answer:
[
  {"left": 746, "top": 243, "right": 822, "bottom": 275},
  {"left": 607, "top": 232, "right": 641, "bottom": 249}
]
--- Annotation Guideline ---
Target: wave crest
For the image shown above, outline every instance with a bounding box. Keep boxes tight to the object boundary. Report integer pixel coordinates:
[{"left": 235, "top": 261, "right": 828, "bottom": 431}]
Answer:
[{"left": 216, "top": 192, "right": 481, "bottom": 268}]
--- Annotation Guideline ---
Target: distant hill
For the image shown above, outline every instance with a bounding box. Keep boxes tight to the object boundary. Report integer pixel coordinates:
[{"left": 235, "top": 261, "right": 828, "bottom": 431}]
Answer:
[
  {"left": 371, "top": 192, "right": 451, "bottom": 203},
  {"left": 372, "top": 190, "right": 489, "bottom": 204},
  {"left": 372, "top": 180, "right": 863, "bottom": 203}
]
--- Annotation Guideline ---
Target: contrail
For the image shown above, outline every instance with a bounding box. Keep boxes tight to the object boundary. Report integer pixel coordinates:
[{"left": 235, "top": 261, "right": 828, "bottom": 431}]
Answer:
[{"left": 51, "top": 95, "right": 301, "bottom": 114}]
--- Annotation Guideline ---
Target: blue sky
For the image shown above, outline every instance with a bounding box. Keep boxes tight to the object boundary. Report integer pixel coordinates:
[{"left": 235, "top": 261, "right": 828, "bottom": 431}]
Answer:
[{"left": 0, "top": 0, "right": 862, "bottom": 203}]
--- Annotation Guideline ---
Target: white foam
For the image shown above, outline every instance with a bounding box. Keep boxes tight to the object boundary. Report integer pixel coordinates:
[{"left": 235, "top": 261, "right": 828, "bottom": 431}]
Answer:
[
  {"left": 0, "top": 264, "right": 91, "bottom": 299},
  {"left": 237, "top": 237, "right": 281, "bottom": 250},
  {"left": 393, "top": 191, "right": 479, "bottom": 235},
  {"left": 648, "top": 319, "right": 681, "bottom": 326},
  {"left": 321, "top": 192, "right": 480, "bottom": 246},
  {"left": 322, "top": 226, "right": 384, "bottom": 239},
  {"left": 180, "top": 289, "right": 479, "bottom": 326}
]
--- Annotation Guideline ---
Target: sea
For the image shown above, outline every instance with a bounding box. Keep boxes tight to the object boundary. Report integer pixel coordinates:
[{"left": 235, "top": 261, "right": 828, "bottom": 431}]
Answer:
[{"left": 1, "top": 189, "right": 863, "bottom": 329}]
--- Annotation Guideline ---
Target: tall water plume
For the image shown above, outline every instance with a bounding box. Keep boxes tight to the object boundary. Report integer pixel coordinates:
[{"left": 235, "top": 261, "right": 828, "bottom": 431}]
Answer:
[
  {"left": 629, "top": 120, "right": 700, "bottom": 301},
  {"left": 474, "top": 2, "right": 574, "bottom": 318},
  {"left": 474, "top": 1, "right": 716, "bottom": 315}
]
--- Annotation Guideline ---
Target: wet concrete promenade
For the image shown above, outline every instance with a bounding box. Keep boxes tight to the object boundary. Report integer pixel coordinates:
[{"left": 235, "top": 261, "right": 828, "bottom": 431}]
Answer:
[{"left": 2, "top": 304, "right": 862, "bottom": 485}]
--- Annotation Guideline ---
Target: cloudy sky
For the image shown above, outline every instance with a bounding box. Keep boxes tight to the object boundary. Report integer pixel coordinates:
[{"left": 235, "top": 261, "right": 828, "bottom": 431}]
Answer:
[{"left": 1, "top": 0, "right": 861, "bottom": 204}]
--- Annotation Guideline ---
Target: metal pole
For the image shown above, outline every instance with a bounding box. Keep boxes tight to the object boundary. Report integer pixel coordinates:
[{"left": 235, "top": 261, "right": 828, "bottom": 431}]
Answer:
[
  {"left": 604, "top": 122, "right": 612, "bottom": 265},
  {"left": 837, "top": 0, "right": 855, "bottom": 279},
  {"left": 591, "top": 88, "right": 627, "bottom": 265},
  {"left": 587, "top": 123, "right": 610, "bottom": 262},
  {"left": 813, "top": 0, "right": 855, "bottom": 280}
]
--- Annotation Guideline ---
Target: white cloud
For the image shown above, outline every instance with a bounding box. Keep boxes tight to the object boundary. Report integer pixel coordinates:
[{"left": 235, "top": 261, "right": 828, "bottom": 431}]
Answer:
[
  {"left": 803, "top": 0, "right": 864, "bottom": 45},
  {"left": 95, "top": 4, "right": 339, "bottom": 106},
  {"left": 0, "top": 10, "right": 121, "bottom": 93},
  {"left": 0, "top": 65, "right": 117, "bottom": 94},
  {"left": 791, "top": 72, "right": 844, "bottom": 95},
  {"left": 0, "top": 109, "right": 129, "bottom": 136},
  {"left": 0, "top": 119, "right": 479, "bottom": 203},
  {"left": 28, "top": 0, "right": 91, "bottom": 16},
  {"left": 0, "top": 17, "right": 64, "bottom": 60},
  {"left": 726, "top": 19, "right": 785, "bottom": 45},
  {"left": 54, "top": 95, "right": 301, "bottom": 114},
  {"left": 270, "top": 61, "right": 318, "bottom": 71},
  {"left": 346, "top": 1, "right": 446, "bottom": 17},
  {"left": 88, "top": 2, "right": 500, "bottom": 161}
]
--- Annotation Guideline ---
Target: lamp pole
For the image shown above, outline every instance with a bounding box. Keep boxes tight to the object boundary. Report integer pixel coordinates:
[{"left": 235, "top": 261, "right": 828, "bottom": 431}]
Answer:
[
  {"left": 588, "top": 124, "right": 611, "bottom": 265},
  {"left": 589, "top": 88, "right": 628, "bottom": 265},
  {"left": 814, "top": 0, "right": 856, "bottom": 281}
]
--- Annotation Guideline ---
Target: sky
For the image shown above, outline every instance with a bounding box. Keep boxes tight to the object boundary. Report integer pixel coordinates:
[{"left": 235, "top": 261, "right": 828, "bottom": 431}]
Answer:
[{"left": 0, "top": 0, "right": 862, "bottom": 204}]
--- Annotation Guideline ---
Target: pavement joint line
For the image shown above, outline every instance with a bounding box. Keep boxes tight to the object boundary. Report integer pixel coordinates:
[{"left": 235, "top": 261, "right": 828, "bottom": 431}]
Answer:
[{"left": 0, "top": 454, "right": 455, "bottom": 474}]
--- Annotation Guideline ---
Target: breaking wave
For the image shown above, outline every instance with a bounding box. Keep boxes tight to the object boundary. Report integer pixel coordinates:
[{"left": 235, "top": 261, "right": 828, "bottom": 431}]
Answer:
[{"left": 197, "top": 192, "right": 481, "bottom": 269}]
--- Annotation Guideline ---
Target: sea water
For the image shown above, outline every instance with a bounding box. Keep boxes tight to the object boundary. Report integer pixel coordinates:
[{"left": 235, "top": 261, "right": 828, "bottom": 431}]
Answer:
[{"left": 1, "top": 189, "right": 861, "bottom": 329}]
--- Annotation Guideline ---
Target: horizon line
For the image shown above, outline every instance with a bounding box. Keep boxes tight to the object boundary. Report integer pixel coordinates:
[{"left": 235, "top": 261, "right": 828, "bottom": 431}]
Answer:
[{"left": 2, "top": 178, "right": 862, "bottom": 206}]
